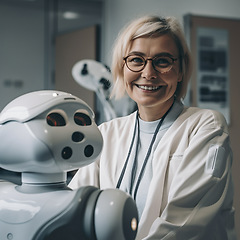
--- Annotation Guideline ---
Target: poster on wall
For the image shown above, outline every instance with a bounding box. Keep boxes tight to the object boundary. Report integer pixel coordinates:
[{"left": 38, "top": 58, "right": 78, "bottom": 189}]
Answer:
[{"left": 196, "top": 27, "right": 230, "bottom": 123}]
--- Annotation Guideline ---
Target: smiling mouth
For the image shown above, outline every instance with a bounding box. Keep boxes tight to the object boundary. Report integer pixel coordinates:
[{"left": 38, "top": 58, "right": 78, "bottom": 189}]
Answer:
[{"left": 136, "top": 84, "right": 161, "bottom": 91}]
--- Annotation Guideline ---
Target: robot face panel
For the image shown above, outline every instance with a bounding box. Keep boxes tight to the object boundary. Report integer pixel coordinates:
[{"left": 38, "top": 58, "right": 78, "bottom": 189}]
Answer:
[{"left": 0, "top": 91, "right": 103, "bottom": 174}]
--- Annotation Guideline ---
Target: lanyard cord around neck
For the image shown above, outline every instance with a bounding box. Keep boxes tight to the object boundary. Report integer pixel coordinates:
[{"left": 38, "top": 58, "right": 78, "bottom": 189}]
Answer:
[{"left": 116, "top": 103, "right": 174, "bottom": 200}]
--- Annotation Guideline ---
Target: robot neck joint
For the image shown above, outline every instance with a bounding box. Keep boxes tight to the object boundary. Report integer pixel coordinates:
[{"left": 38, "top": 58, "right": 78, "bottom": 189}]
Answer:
[{"left": 22, "top": 172, "right": 67, "bottom": 184}]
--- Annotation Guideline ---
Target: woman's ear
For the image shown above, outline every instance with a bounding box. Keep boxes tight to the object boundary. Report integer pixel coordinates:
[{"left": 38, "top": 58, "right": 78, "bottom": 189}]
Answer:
[{"left": 178, "top": 72, "right": 183, "bottom": 82}]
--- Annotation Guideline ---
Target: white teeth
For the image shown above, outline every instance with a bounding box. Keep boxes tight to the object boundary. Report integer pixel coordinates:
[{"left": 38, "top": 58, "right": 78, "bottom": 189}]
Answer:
[{"left": 137, "top": 85, "right": 160, "bottom": 91}]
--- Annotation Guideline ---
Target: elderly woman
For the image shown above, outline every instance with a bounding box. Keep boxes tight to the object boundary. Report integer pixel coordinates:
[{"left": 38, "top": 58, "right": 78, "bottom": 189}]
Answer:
[{"left": 69, "top": 16, "right": 236, "bottom": 239}]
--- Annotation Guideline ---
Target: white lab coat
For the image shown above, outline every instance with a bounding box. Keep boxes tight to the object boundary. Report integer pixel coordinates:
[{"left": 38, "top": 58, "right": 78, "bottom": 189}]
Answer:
[{"left": 69, "top": 106, "right": 236, "bottom": 240}]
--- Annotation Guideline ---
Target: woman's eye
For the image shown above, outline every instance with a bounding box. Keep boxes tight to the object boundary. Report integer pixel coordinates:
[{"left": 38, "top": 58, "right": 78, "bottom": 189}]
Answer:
[
  {"left": 130, "top": 57, "right": 144, "bottom": 65},
  {"left": 154, "top": 57, "right": 171, "bottom": 67}
]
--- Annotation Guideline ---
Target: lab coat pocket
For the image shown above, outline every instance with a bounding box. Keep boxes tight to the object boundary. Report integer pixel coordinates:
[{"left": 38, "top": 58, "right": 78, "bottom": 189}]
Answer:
[
  {"left": 160, "top": 153, "right": 183, "bottom": 212},
  {"left": 169, "top": 153, "right": 183, "bottom": 160},
  {"left": 169, "top": 153, "right": 183, "bottom": 167},
  {"left": 167, "top": 154, "right": 183, "bottom": 183}
]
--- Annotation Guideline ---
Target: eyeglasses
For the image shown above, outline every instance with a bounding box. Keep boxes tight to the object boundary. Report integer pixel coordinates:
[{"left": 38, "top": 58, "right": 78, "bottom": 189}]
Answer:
[{"left": 123, "top": 54, "right": 178, "bottom": 74}]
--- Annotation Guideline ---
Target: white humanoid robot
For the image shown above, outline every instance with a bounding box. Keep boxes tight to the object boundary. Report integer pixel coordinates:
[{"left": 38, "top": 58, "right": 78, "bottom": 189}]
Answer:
[
  {"left": 72, "top": 59, "right": 117, "bottom": 122},
  {"left": 0, "top": 90, "right": 138, "bottom": 240}
]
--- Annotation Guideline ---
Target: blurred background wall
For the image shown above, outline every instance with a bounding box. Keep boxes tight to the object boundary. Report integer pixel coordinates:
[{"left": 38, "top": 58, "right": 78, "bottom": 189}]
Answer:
[{"left": 0, "top": 0, "right": 239, "bottom": 238}]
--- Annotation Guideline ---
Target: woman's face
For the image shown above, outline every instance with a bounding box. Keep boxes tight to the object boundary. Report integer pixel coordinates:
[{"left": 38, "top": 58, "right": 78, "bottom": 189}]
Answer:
[{"left": 123, "top": 34, "right": 182, "bottom": 120}]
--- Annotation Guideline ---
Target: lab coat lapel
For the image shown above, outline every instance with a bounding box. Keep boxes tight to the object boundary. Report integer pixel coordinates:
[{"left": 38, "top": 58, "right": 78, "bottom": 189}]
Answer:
[
  {"left": 136, "top": 110, "right": 186, "bottom": 239},
  {"left": 137, "top": 128, "right": 174, "bottom": 238}
]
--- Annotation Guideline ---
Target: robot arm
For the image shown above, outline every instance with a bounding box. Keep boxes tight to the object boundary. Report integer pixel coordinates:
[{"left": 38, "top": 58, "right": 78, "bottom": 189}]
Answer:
[{"left": 35, "top": 187, "right": 138, "bottom": 240}]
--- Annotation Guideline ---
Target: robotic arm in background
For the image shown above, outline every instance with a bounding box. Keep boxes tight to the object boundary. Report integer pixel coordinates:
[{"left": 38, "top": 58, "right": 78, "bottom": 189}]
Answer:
[
  {"left": 0, "top": 90, "right": 138, "bottom": 240},
  {"left": 72, "top": 60, "right": 117, "bottom": 122}
]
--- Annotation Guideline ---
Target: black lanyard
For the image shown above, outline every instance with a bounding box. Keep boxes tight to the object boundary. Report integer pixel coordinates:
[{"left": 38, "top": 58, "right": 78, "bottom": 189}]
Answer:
[{"left": 116, "top": 104, "right": 173, "bottom": 200}]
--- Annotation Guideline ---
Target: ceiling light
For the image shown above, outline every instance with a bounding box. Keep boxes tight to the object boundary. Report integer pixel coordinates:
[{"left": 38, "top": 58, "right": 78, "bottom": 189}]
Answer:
[{"left": 63, "top": 11, "right": 80, "bottom": 20}]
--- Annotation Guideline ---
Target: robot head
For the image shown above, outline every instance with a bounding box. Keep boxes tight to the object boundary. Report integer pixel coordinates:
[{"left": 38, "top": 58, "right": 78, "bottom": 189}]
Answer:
[{"left": 0, "top": 90, "right": 103, "bottom": 176}]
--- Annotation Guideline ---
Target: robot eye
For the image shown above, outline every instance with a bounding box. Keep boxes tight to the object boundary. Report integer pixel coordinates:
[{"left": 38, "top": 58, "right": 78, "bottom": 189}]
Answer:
[
  {"left": 46, "top": 113, "right": 66, "bottom": 126},
  {"left": 74, "top": 112, "right": 92, "bottom": 126}
]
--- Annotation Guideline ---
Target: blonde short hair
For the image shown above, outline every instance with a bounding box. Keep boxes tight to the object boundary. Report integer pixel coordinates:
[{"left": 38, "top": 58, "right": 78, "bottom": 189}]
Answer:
[{"left": 111, "top": 15, "right": 192, "bottom": 101}]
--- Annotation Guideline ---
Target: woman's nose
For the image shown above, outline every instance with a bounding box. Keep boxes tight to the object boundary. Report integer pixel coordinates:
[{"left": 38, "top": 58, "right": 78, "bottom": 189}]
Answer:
[{"left": 141, "top": 61, "right": 157, "bottom": 80}]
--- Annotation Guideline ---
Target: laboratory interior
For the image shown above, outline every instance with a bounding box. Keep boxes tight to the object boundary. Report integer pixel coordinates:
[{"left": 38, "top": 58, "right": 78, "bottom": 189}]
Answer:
[{"left": 0, "top": 0, "right": 239, "bottom": 239}]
